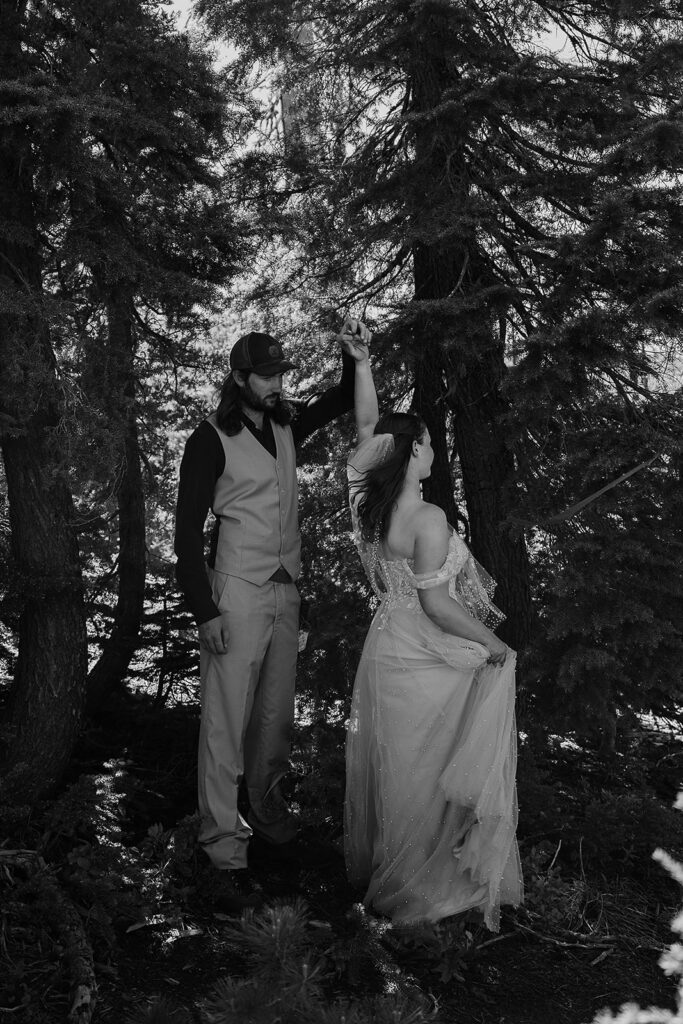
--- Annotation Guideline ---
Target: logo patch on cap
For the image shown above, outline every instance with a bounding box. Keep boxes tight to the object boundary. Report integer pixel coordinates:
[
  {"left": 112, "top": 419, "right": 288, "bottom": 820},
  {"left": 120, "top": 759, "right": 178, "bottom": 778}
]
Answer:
[{"left": 269, "top": 344, "right": 279, "bottom": 357}]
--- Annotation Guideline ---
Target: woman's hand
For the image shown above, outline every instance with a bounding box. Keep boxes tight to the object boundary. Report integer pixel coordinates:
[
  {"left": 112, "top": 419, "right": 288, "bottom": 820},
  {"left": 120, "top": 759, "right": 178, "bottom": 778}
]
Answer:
[{"left": 485, "top": 634, "right": 508, "bottom": 666}]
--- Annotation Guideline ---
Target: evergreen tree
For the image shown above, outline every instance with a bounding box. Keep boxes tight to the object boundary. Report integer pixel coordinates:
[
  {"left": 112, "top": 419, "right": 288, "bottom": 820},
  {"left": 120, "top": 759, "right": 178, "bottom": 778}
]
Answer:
[
  {"left": 45, "top": 0, "right": 244, "bottom": 709},
  {"left": 0, "top": 0, "right": 245, "bottom": 797},
  {"left": 519, "top": 389, "right": 683, "bottom": 748},
  {"left": 0, "top": 0, "right": 88, "bottom": 800}
]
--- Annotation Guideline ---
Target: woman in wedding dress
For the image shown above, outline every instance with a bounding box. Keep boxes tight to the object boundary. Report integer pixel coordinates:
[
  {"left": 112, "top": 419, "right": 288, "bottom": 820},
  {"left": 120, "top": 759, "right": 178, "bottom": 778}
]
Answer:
[{"left": 344, "top": 405, "right": 523, "bottom": 931}]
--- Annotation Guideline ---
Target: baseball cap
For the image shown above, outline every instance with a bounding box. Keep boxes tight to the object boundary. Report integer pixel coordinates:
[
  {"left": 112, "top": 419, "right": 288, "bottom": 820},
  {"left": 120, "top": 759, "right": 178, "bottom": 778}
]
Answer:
[{"left": 229, "top": 332, "right": 298, "bottom": 376}]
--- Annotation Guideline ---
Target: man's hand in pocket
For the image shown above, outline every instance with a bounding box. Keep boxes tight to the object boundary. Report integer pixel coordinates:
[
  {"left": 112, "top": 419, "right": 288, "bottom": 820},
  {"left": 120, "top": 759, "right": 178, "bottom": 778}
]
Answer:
[{"left": 199, "top": 612, "right": 230, "bottom": 655}]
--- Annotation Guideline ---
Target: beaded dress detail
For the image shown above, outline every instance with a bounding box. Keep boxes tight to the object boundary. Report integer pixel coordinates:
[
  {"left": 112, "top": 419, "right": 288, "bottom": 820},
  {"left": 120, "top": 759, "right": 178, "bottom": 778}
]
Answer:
[{"left": 344, "top": 438, "right": 523, "bottom": 930}]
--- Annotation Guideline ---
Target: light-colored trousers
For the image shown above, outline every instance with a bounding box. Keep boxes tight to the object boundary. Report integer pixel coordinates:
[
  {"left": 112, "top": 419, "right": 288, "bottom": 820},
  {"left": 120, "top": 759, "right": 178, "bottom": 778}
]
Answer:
[{"left": 198, "top": 570, "right": 300, "bottom": 869}]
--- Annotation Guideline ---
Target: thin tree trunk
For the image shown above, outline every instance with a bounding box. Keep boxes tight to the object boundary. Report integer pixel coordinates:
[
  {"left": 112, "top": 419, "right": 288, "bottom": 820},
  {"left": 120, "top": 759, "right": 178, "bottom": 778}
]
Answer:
[
  {"left": 0, "top": 0, "right": 87, "bottom": 798},
  {"left": 86, "top": 295, "right": 146, "bottom": 713}
]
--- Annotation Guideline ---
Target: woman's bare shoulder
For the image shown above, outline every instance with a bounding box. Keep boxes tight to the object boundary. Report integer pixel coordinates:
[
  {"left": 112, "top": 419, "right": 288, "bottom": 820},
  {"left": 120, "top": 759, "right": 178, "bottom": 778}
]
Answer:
[
  {"left": 414, "top": 502, "right": 448, "bottom": 531},
  {"left": 412, "top": 503, "right": 449, "bottom": 552}
]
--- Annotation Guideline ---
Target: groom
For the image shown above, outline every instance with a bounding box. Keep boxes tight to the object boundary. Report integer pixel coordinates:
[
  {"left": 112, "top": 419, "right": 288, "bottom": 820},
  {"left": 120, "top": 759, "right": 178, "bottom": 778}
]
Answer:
[{"left": 174, "top": 319, "right": 376, "bottom": 912}]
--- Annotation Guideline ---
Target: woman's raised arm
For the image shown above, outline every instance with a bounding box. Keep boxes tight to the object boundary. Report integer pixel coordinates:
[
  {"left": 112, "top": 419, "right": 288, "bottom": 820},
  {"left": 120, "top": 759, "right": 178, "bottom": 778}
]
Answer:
[{"left": 336, "top": 318, "right": 377, "bottom": 442}]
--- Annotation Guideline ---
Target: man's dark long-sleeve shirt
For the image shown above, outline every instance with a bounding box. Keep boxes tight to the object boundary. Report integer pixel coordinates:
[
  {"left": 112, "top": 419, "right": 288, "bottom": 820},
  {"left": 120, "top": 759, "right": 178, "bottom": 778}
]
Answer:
[{"left": 174, "top": 352, "right": 355, "bottom": 625}]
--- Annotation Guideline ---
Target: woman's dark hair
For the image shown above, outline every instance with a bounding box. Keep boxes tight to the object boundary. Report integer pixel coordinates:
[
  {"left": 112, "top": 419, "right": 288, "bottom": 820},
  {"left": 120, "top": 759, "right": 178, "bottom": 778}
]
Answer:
[
  {"left": 216, "top": 373, "right": 294, "bottom": 435},
  {"left": 357, "top": 411, "right": 427, "bottom": 542}
]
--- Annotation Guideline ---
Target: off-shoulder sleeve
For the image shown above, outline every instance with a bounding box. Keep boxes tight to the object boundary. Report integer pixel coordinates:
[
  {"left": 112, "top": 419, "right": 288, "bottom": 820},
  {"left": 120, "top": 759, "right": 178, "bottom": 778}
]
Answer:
[
  {"left": 411, "top": 532, "right": 469, "bottom": 589},
  {"left": 412, "top": 530, "right": 506, "bottom": 628}
]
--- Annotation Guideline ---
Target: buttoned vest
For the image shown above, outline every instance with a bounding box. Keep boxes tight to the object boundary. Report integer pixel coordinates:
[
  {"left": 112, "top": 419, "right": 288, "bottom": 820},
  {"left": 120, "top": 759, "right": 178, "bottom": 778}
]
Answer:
[{"left": 207, "top": 413, "right": 301, "bottom": 585}]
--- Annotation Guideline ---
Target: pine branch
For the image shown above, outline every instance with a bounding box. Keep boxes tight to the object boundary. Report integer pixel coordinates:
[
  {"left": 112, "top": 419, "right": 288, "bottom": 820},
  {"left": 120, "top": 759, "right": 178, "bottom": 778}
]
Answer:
[{"left": 510, "top": 454, "right": 661, "bottom": 528}]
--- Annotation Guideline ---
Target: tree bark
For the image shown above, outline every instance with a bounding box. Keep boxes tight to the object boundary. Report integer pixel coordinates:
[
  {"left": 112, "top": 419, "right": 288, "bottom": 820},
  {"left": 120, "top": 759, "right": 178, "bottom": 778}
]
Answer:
[
  {"left": 412, "top": 335, "right": 461, "bottom": 529},
  {"left": 406, "top": 8, "right": 534, "bottom": 651},
  {"left": 0, "top": 0, "right": 87, "bottom": 798},
  {"left": 411, "top": 246, "right": 533, "bottom": 648},
  {"left": 2, "top": 432, "right": 88, "bottom": 793},
  {"left": 446, "top": 340, "right": 534, "bottom": 649},
  {"left": 86, "top": 294, "right": 146, "bottom": 713}
]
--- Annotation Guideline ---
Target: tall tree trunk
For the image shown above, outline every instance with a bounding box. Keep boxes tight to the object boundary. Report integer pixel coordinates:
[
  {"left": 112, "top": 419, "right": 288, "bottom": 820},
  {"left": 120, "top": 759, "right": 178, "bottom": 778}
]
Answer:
[
  {"left": 407, "top": 8, "right": 533, "bottom": 650},
  {"left": 0, "top": 1, "right": 87, "bottom": 799},
  {"left": 446, "top": 338, "right": 533, "bottom": 649},
  {"left": 2, "top": 434, "right": 87, "bottom": 794},
  {"left": 412, "top": 299, "right": 461, "bottom": 530},
  {"left": 411, "top": 246, "right": 533, "bottom": 648},
  {"left": 86, "top": 294, "right": 146, "bottom": 713}
]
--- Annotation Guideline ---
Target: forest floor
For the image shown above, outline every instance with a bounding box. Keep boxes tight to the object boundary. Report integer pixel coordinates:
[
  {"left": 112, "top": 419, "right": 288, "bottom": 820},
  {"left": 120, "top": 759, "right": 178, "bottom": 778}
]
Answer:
[{"left": 1, "top": 690, "right": 681, "bottom": 1024}]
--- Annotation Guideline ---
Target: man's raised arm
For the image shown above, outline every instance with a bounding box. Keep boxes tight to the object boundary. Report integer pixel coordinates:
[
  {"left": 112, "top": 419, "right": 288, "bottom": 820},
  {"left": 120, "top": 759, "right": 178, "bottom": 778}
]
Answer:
[{"left": 292, "top": 318, "right": 375, "bottom": 447}]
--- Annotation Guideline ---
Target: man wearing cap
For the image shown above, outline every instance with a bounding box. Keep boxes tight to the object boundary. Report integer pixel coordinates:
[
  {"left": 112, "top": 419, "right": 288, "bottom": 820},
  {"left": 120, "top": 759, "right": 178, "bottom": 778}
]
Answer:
[{"left": 174, "top": 319, "right": 374, "bottom": 910}]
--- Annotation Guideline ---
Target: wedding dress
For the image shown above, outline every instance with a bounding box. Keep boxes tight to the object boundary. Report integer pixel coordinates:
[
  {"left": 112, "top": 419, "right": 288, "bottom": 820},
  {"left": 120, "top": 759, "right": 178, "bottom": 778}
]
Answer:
[{"left": 344, "top": 437, "right": 523, "bottom": 930}]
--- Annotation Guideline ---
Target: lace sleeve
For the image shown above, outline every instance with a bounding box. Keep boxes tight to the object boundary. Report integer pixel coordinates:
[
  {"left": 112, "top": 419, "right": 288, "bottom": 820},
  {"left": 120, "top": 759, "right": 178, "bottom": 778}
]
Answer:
[{"left": 455, "top": 553, "right": 505, "bottom": 628}]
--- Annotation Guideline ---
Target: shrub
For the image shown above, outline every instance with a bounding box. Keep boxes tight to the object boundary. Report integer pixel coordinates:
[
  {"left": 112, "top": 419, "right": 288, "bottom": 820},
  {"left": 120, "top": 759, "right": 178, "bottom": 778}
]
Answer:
[
  {"left": 589, "top": 794, "right": 683, "bottom": 1024},
  {"left": 582, "top": 792, "right": 683, "bottom": 880}
]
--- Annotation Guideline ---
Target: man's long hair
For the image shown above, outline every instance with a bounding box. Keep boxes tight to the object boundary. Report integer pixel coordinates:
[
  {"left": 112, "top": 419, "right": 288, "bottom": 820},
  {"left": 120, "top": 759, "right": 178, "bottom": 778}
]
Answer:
[
  {"left": 357, "top": 411, "right": 427, "bottom": 542},
  {"left": 216, "top": 373, "right": 294, "bottom": 435}
]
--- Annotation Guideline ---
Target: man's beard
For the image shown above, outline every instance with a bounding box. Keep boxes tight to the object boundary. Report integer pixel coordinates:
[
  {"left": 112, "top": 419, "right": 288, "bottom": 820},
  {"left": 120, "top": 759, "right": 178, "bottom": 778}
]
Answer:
[{"left": 241, "top": 379, "right": 291, "bottom": 425}]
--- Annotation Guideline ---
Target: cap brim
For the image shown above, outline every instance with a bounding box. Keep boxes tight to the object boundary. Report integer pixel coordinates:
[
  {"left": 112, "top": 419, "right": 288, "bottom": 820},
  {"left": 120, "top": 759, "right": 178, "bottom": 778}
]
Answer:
[{"left": 250, "top": 359, "right": 298, "bottom": 376}]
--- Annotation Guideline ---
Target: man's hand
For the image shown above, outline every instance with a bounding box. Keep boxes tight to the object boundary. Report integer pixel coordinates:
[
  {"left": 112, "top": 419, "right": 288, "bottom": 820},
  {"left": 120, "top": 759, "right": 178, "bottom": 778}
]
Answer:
[
  {"left": 199, "top": 612, "right": 230, "bottom": 655},
  {"left": 336, "top": 317, "right": 372, "bottom": 362}
]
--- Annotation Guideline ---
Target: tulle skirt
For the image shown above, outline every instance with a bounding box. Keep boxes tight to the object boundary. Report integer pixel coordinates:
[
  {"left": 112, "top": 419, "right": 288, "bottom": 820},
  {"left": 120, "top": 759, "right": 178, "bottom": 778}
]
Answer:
[{"left": 344, "top": 603, "right": 523, "bottom": 930}]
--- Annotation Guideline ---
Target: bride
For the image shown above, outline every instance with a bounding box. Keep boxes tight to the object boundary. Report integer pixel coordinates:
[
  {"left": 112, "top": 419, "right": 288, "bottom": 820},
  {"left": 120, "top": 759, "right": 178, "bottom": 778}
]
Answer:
[{"left": 344, "top": 380, "right": 523, "bottom": 930}]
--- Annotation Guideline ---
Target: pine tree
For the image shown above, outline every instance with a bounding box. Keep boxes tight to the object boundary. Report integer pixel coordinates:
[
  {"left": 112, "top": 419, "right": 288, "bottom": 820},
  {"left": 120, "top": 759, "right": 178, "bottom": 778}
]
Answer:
[
  {"left": 0, "top": 0, "right": 245, "bottom": 796},
  {"left": 0, "top": 0, "right": 88, "bottom": 799},
  {"left": 42, "top": 0, "right": 244, "bottom": 709}
]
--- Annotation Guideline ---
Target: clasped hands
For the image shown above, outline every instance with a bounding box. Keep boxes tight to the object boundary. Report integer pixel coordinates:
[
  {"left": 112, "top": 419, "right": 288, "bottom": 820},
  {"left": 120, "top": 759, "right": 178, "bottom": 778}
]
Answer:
[{"left": 335, "top": 316, "right": 372, "bottom": 361}]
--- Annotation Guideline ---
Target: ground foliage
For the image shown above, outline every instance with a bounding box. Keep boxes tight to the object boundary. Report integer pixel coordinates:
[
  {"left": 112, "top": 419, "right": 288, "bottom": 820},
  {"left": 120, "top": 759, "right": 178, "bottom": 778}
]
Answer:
[{"left": 0, "top": 663, "right": 682, "bottom": 1023}]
